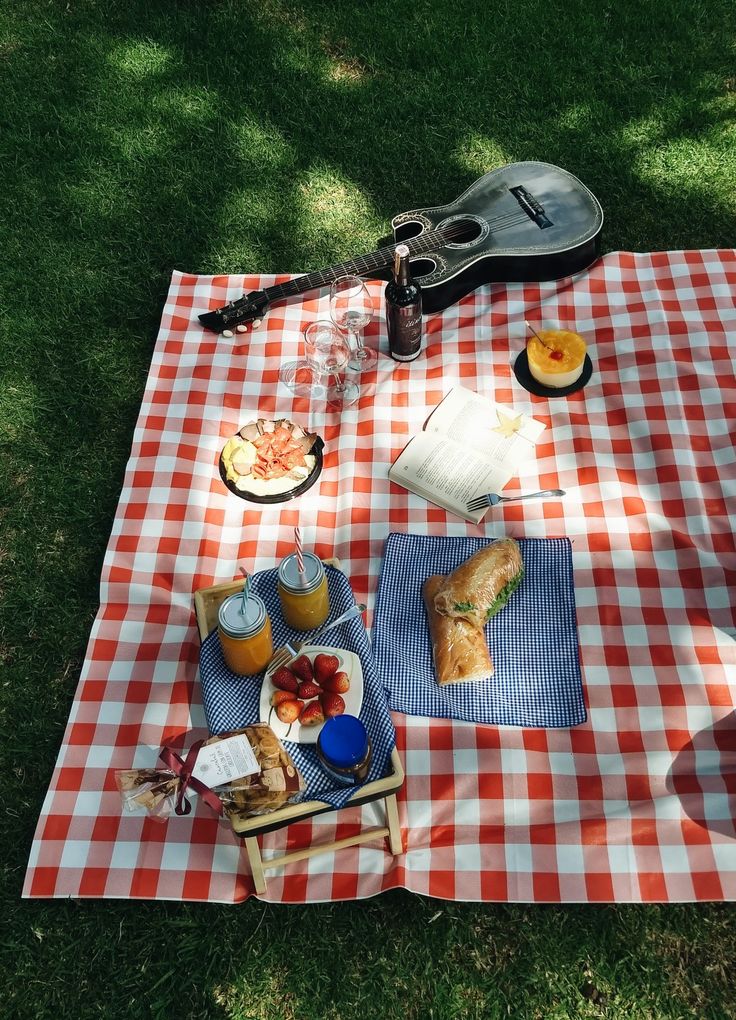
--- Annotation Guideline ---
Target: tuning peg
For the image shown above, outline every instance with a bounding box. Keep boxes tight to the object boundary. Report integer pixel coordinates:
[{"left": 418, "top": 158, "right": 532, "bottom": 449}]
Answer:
[
  {"left": 252, "top": 319, "right": 262, "bottom": 329},
  {"left": 236, "top": 324, "right": 248, "bottom": 333}
]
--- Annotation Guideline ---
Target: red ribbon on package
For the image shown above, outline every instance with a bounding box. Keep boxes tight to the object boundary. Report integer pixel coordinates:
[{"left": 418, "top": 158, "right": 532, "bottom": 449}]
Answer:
[{"left": 158, "top": 741, "right": 223, "bottom": 817}]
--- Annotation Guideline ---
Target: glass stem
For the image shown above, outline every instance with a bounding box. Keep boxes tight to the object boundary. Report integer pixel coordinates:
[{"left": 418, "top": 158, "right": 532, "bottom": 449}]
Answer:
[{"left": 350, "top": 327, "right": 365, "bottom": 356}]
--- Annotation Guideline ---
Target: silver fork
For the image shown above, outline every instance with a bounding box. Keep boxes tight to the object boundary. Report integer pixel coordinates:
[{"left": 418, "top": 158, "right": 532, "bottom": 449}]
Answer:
[
  {"left": 267, "top": 602, "right": 367, "bottom": 672},
  {"left": 466, "top": 488, "right": 566, "bottom": 513}
]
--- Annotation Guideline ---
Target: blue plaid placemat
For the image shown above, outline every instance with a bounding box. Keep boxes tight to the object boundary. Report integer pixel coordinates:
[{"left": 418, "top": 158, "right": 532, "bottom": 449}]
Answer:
[
  {"left": 372, "top": 533, "right": 586, "bottom": 728},
  {"left": 199, "top": 566, "right": 396, "bottom": 810}
]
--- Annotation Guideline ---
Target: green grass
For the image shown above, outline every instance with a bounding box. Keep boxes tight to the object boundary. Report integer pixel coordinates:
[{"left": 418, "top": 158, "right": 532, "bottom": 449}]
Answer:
[{"left": 1, "top": 1, "right": 736, "bottom": 1017}]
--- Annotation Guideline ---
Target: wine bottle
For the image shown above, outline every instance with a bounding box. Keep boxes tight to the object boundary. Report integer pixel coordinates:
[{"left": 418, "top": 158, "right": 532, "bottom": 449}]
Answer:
[{"left": 385, "top": 244, "right": 422, "bottom": 362}]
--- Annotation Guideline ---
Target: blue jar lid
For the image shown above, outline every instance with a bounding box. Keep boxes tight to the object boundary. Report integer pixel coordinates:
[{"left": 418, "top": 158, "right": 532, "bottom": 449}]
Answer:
[{"left": 318, "top": 715, "right": 368, "bottom": 768}]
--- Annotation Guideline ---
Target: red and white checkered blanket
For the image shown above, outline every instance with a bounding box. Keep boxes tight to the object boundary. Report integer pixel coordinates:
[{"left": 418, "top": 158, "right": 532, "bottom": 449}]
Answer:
[{"left": 24, "top": 251, "right": 736, "bottom": 902}]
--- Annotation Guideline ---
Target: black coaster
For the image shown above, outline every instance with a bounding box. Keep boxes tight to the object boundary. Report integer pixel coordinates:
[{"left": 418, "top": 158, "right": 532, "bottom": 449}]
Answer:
[{"left": 514, "top": 350, "right": 593, "bottom": 398}]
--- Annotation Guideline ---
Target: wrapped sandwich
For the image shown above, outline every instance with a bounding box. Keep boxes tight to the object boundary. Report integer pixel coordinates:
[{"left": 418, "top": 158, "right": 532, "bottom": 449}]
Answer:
[
  {"left": 423, "top": 575, "right": 495, "bottom": 684},
  {"left": 424, "top": 538, "right": 523, "bottom": 685},
  {"left": 433, "top": 537, "right": 523, "bottom": 630}
]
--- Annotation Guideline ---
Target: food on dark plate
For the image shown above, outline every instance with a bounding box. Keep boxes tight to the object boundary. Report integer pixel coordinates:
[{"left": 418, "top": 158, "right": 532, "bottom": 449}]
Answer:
[{"left": 220, "top": 418, "right": 320, "bottom": 498}]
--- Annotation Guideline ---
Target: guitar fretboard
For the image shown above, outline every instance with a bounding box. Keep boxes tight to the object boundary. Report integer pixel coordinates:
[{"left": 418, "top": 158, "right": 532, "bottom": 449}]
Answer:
[{"left": 262, "top": 222, "right": 468, "bottom": 302}]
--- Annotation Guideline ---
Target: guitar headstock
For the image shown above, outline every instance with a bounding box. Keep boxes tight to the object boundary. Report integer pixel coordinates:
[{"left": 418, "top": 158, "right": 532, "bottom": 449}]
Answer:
[{"left": 198, "top": 290, "right": 270, "bottom": 334}]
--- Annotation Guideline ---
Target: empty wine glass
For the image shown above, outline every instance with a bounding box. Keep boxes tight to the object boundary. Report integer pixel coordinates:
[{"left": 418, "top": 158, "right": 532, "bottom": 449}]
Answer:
[
  {"left": 279, "top": 321, "right": 359, "bottom": 405},
  {"left": 329, "top": 275, "right": 377, "bottom": 372}
]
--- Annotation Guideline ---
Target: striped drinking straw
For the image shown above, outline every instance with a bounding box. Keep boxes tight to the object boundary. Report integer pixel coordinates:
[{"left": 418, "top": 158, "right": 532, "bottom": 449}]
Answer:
[
  {"left": 294, "top": 527, "right": 307, "bottom": 587},
  {"left": 238, "top": 565, "right": 250, "bottom": 615}
]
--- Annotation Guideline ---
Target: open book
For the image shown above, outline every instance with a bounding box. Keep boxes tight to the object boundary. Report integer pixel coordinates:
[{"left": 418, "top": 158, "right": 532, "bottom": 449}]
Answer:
[{"left": 388, "top": 386, "right": 546, "bottom": 523}]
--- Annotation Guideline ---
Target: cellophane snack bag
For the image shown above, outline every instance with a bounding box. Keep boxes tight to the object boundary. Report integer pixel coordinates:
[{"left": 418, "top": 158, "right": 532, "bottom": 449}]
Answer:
[{"left": 115, "top": 724, "right": 305, "bottom": 821}]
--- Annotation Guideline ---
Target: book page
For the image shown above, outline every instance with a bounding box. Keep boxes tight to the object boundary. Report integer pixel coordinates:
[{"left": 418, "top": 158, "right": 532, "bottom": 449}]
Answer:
[
  {"left": 389, "top": 433, "right": 511, "bottom": 523},
  {"left": 425, "top": 386, "right": 545, "bottom": 469}
]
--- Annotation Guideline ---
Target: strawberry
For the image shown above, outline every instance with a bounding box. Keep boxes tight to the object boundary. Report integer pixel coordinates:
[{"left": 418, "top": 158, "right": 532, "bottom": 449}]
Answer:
[
  {"left": 313, "top": 652, "right": 340, "bottom": 684},
  {"left": 276, "top": 699, "right": 304, "bottom": 725},
  {"left": 271, "top": 667, "right": 299, "bottom": 694},
  {"left": 319, "top": 692, "right": 345, "bottom": 718},
  {"left": 298, "top": 680, "right": 322, "bottom": 700},
  {"left": 270, "top": 690, "right": 297, "bottom": 707},
  {"left": 300, "top": 701, "right": 325, "bottom": 727},
  {"left": 290, "top": 654, "right": 314, "bottom": 683},
  {"left": 321, "top": 670, "right": 350, "bottom": 694}
]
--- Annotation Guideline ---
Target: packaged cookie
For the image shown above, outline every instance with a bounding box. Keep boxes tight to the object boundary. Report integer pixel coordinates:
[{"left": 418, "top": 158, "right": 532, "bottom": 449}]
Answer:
[
  {"left": 115, "top": 725, "right": 305, "bottom": 821},
  {"left": 218, "top": 724, "right": 305, "bottom": 820}
]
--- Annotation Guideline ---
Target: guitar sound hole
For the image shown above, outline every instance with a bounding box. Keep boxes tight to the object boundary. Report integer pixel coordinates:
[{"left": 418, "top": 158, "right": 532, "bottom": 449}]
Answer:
[
  {"left": 408, "top": 258, "right": 437, "bottom": 280},
  {"left": 458, "top": 220, "right": 482, "bottom": 242},
  {"left": 394, "top": 221, "right": 425, "bottom": 242},
  {"left": 435, "top": 213, "right": 489, "bottom": 250}
]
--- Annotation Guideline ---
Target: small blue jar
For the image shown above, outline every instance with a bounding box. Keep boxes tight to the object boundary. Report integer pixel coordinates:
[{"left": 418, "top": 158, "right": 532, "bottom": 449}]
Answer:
[{"left": 316, "top": 715, "right": 372, "bottom": 786}]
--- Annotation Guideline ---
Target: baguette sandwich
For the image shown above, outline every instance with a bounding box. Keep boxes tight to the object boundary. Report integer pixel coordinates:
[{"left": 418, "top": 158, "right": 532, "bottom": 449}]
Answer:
[
  {"left": 422, "top": 574, "right": 495, "bottom": 685},
  {"left": 433, "top": 537, "right": 523, "bottom": 630}
]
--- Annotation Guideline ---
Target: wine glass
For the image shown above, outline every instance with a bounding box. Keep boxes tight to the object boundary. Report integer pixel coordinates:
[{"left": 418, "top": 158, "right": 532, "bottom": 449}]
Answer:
[
  {"left": 279, "top": 321, "right": 359, "bottom": 405},
  {"left": 329, "top": 275, "right": 378, "bottom": 372}
]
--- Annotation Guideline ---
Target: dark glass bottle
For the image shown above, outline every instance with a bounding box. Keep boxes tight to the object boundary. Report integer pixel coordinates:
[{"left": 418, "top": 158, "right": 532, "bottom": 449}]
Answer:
[{"left": 385, "top": 244, "right": 422, "bottom": 362}]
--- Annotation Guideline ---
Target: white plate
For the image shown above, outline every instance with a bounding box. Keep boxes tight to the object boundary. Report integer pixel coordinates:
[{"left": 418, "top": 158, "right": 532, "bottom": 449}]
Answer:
[{"left": 259, "top": 645, "right": 364, "bottom": 744}]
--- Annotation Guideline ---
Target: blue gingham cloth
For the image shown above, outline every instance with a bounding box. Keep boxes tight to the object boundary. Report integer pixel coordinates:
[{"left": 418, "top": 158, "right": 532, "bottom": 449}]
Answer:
[
  {"left": 372, "top": 533, "right": 586, "bottom": 728},
  {"left": 199, "top": 566, "right": 396, "bottom": 810}
]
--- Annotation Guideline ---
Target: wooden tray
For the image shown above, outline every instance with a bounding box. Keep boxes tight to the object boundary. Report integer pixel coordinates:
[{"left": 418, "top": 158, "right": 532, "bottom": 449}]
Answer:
[
  {"left": 192, "top": 568, "right": 404, "bottom": 890},
  {"left": 192, "top": 564, "right": 403, "bottom": 825}
]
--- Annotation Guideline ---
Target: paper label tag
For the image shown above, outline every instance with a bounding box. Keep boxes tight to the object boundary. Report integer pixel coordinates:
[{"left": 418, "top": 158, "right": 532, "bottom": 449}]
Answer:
[{"left": 190, "top": 734, "right": 260, "bottom": 789}]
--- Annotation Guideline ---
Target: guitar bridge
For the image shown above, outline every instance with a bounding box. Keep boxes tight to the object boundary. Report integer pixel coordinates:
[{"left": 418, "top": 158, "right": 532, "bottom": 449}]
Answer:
[{"left": 509, "top": 186, "right": 553, "bottom": 229}]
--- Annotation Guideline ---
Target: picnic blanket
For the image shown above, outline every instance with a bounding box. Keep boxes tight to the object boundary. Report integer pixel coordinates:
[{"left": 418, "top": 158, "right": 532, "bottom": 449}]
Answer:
[{"left": 24, "top": 250, "right": 736, "bottom": 902}]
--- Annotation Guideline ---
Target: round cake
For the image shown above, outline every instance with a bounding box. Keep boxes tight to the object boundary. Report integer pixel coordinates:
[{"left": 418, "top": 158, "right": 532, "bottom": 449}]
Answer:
[{"left": 527, "top": 329, "right": 587, "bottom": 389}]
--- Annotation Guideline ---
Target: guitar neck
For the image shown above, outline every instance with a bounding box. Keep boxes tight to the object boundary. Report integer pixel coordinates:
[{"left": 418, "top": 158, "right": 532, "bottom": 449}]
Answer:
[{"left": 260, "top": 227, "right": 449, "bottom": 304}]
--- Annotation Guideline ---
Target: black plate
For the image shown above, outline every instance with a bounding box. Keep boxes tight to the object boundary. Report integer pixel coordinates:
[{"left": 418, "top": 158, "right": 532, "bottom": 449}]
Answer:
[
  {"left": 514, "top": 349, "right": 593, "bottom": 398},
  {"left": 219, "top": 432, "right": 324, "bottom": 504}
]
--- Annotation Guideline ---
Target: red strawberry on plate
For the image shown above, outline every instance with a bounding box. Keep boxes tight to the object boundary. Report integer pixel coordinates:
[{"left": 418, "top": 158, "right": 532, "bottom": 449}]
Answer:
[
  {"left": 313, "top": 652, "right": 340, "bottom": 685},
  {"left": 270, "top": 690, "right": 297, "bottom": 707},
  {"left": 320, "top": 692, "right": 345, "bottom": 718},
  {"left": 298, "top": 680, "right": 322, "bottom": 700},
  {"left": 271, "top": 667, "right": 299, "bottom": 694},
  {"left": 290, "top": 654, "right": 314, "bottom": 683},
  {"left": 269, "top": 690, "right": 299, "bottom": 728},
  {"left": 321, "top": 670, "right": 350, "bottom": 694},
  {"left": 300, "top": 701, "right": 325, "bottom": 727},
  {"left": 275, "top": 698, "right": 304, "bottom": 728}
]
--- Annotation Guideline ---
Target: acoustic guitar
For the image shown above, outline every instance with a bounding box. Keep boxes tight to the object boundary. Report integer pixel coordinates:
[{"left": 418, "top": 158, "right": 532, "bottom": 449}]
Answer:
[{"left": 198, "top": 161, "right": 603, "bottom": 333}]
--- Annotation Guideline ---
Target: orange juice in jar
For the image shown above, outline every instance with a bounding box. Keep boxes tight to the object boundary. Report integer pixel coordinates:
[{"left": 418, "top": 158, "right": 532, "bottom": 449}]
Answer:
[
  {"left": 277, "top": 552, "right": 330, "bottom": 631},
  {"left": 218, "top": 592, "right": 273, "bottom": 675}
]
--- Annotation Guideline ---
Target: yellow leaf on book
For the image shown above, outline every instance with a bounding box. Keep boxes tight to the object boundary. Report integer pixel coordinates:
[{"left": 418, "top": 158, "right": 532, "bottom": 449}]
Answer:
[{"left": 493, "top": 409, "right": 524, "bottom": 437}]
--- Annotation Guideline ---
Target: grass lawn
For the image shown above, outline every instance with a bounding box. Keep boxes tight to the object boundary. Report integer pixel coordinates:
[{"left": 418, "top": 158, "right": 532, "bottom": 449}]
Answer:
[{"left": 2, "top": 1, "right": 736, "bottom": 1017}]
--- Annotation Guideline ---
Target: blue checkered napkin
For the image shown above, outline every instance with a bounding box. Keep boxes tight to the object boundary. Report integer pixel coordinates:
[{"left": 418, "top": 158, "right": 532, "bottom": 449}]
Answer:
[
  {"left": 372, "top": 534, "right": 586, "bottom": 728},
  {"left": 198, "top": 566, "right": 396, "bottom": 810}
]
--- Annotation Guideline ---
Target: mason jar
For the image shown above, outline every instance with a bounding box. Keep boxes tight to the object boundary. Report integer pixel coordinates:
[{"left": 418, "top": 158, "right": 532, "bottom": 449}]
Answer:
[
  {"left": 277, "top": 552, "right": 330, "bottom": 631},
  {"left": 217, "top": 592, "right": 273, "bottom": 674}
]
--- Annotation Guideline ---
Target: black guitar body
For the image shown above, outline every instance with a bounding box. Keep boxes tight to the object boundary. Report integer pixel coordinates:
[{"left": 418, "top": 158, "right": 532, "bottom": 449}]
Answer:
[
  {"left": 199, "top": 161, "right": 603, "bottom": 333},
  {"left": 389, "top": 161, "right": 604, "bottom": 312}
]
